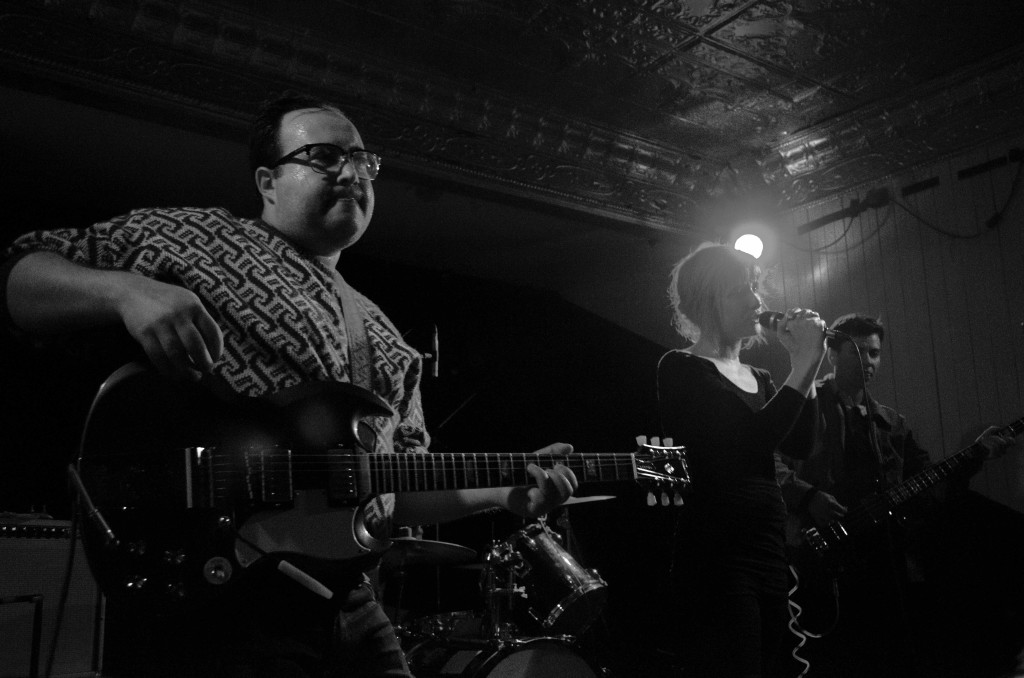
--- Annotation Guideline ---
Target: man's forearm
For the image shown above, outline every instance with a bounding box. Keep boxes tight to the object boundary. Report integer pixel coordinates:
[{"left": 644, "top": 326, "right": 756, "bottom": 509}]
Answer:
[
  {"left": 6, "top": 251, "right": 127, "bottom": 333},
  {"left": 392, "top": 488, "right": 510, "bottom": 526}
]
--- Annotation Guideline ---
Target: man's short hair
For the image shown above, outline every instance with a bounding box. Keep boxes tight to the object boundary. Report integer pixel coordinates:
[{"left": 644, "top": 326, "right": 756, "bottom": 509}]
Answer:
[
  {"left": 827, "top": 313, "right": 884, "bottom": 350},
  {"left": 249, "top": 91, "right": 345, "bottom": 178}
]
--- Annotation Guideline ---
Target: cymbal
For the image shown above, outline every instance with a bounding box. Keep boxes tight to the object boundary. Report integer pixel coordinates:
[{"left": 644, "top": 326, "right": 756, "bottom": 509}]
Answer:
[
  {"left": 562, "top": 495, "right": 615, "bottom": 505},
  {"left": 381, "top": 537, "right": 477, "bottom": 569}
]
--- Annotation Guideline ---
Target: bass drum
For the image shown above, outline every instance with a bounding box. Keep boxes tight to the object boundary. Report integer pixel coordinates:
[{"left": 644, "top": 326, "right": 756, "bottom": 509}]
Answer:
[{"left": 406, "top": 638, "right": 599, "bottom": 678}]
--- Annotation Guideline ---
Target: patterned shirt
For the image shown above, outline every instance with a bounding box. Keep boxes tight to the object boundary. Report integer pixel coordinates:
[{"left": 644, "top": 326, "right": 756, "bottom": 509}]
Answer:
[{"left": 2, "top": 206, "right": 430, "bottom": 534}]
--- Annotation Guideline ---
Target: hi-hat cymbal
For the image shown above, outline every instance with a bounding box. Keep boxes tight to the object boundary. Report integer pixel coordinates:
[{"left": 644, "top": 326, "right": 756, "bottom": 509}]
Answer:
[
  {"left": 381, "top": 537, "right": 477, "bottom": 569},
  {"left": 562, "top": 495, "right": 615, "bottom": 505}
]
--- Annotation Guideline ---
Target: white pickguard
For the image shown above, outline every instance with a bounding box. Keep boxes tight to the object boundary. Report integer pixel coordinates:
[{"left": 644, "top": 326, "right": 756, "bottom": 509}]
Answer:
[{"left": 234, "top": 490, "right": 384, "bottom": 567}]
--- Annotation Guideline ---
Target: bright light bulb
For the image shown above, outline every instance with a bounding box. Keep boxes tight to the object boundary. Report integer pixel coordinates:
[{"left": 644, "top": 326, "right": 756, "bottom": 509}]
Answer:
[{"left": 734, "top": 233, "right": 764, "bottom": 259}]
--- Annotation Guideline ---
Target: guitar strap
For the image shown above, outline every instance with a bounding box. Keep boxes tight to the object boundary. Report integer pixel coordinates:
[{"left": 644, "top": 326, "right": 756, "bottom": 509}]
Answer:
[{"left": 332, "top": 270, "right": 374, "bottom": 390}]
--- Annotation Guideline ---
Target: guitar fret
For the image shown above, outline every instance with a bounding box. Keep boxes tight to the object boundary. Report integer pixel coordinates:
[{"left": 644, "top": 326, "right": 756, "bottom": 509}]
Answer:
[{"left": 260, "top": 448, "right": 685, "bottom": 499}]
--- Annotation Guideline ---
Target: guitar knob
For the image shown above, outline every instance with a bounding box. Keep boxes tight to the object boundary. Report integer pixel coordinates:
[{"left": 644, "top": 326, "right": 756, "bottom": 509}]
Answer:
[
  {"left": 125, "top": 575, "right": 147, "bottom": 591},
  {"left": 165, "top": 582, "right": 186, "bottom": 599},
  {"left": 162, "top": 549, "right": 187, "bottom": 565},
  {"left": 203, "top": 556, "right": 234, "bottom": 585}
]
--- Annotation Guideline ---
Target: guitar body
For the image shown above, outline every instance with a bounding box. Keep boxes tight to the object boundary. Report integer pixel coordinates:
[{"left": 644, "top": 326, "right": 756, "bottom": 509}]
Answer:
[
  {"left": 785, "top": 502, "right": 901, "bottom": 637},
  {"left": 77, "top": 364, "right": 392, "bottom": 608}
]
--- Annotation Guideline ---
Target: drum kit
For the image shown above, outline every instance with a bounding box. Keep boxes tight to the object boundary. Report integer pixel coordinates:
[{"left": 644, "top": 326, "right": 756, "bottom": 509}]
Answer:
[{"left": 382, "top": 497, "right": 613, "bottom": 677}]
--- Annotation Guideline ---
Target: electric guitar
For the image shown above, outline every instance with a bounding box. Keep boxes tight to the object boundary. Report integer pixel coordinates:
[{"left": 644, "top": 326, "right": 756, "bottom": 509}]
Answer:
[
  {"left": 799, "top": 414, "right": 1024, "bottom": 571},
  {"left": 785, "top": 414, "right": 1022, "bottom": 635},
  {"left": 74, "top": 363, "right": 689, "bottom": 608}
]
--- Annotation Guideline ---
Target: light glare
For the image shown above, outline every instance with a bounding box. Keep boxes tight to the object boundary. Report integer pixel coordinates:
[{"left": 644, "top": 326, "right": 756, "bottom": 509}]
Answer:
[{"left": 734, "top": 233, "right": 764, "bottom": 259}]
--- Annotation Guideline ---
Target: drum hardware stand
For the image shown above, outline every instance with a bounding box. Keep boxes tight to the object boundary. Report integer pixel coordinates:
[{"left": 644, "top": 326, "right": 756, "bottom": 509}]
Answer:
[{"left": 481, "top": 537, "right": 528, "bottom": 641}]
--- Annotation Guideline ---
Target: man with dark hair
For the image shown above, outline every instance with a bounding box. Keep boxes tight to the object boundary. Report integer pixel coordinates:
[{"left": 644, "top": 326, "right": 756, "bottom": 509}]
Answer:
[
  {"left": 778, "top": 313, "right": 892, "bottom": 531},
  {"left": 0, "top": 91, "right": 578, "bottom": 677},
  {"left": 777, "top": 313, "right": 1014, "bottom": 677}
]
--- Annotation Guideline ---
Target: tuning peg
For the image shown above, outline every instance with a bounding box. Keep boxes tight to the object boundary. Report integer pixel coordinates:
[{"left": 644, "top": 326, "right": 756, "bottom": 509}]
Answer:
[
  {"left": 635, "top": 435, "right": 648, "bottom": 447},
  {"left": 664, "top": 437, "right": 674, "bottom": 446},
  {"left": 673, "top": 491, "right": 684, "bottom": 506},
  {"left": 651, "top": 436, "right": 661, "bottom": 446},
  {"left": 647, "top": 491, "right": 656, "bottom": 507},
  {"left": 660, "top": 492, "right": 670, "bottom": 507}
]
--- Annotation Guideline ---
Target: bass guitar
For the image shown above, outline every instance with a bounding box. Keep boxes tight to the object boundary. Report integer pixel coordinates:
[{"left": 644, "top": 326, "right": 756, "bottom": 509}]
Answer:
[
  {"left": 74, "top": 363, "right": 689, "bottom": 608},
  {"left": 786, "top": 414, "right": 1022, "bottom": 636},
  {"left": 799, "top": 414, "right": 1024, "bottom": 570}
]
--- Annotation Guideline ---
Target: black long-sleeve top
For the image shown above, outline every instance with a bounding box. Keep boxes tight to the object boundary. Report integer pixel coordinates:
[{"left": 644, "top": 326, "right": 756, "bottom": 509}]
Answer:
[{"left": 657, "top": 351, "right": 817, "bottom": 593}]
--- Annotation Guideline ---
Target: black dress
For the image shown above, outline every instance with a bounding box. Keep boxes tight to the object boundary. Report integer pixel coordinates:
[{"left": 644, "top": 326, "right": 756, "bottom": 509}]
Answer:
[{"left": 657, "top": 351, "right": 816, "bottom": 677}]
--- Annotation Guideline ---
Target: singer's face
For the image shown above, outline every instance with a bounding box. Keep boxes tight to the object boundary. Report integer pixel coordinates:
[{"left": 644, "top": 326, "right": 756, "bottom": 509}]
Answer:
[
  {"left": 833, "top": 333, "right": 882, "bottom": 385},
  {"left": 719, "top": 280, "right": 763, "bottom": 341}
]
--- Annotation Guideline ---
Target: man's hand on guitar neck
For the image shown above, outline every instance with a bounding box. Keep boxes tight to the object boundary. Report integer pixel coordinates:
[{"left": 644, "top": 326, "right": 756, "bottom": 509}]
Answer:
[
  {"left": 975, "top": 425, "right": 1018, "bottom": 460},
  {"left": 504, "top": 442, "right": 579, "bottom": 519},
  {"left": 391, "top": 442, "right": 578, "bottom": 525}
]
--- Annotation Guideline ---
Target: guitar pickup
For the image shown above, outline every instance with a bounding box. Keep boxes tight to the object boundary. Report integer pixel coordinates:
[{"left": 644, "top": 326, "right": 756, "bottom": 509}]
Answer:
[
  {"left": 241, "top": 447, "right": 295, "bottom": 507},
  {"left": 326, "top": 450, "right": 360, "bottom": 506}
]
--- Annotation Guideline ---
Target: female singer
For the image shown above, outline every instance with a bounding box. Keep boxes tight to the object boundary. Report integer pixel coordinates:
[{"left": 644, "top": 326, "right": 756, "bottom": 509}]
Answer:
[{"left": 658, "top": 243, "right": 825, "bottom": 677}]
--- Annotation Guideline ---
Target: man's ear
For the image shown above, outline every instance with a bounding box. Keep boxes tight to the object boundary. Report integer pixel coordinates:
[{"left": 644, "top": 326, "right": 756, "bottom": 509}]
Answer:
[
  {"left": 255, "top": 167, "right": 276, "bottom": 205},
  {"left": 826, "top": 347, "right": 838, "bottom": 367}
]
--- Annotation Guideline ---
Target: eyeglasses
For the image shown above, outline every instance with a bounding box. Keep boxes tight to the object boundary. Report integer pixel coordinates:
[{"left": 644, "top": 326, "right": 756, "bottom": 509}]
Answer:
[{"left": 271, "top": 143, "right": 381, "bottom": 181}]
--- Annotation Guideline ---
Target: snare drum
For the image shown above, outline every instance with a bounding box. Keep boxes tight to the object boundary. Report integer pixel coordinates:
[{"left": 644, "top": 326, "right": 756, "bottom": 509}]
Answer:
[
  {"left": 500, "top": 524, "right": 607, "bottom": 635},
  {"left": 406, "top": 637, "right": 599, "bottom": 678},
  {"left": 400, "top": 610, "right": 483, "bottom": 642}
]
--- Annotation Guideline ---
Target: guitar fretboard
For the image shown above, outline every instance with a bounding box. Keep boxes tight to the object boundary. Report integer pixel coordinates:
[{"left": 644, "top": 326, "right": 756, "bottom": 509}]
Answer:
[
  {"left": 364, "top": 452, "right": 638, "bottom": 493},
  {"left": 884, "top": 415, "right": 1024, "bottom": 510}
]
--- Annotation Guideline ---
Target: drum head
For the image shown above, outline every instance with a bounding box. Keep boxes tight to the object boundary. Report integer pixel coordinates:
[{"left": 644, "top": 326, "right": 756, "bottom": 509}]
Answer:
[
  {"left": 407, "top": 638, "right": 598, "bottom": 678},
  {"left": 482, "top": 640, "right": 598, "bottom": 678}
]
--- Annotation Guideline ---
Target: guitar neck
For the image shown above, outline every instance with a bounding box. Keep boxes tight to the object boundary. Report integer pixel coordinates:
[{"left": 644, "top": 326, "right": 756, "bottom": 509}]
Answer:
[
  {"left": 364, "top": 452, "right": 638, "bottom": 493},
  {"left": 885, "top": 416, "right": 1024, "bottom": 509}
]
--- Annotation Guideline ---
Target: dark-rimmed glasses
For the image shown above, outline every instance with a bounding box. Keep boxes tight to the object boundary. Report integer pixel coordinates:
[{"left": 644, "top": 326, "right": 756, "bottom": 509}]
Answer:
[{"left": 271, "top": 143, "right": 381, "bottom": 181}]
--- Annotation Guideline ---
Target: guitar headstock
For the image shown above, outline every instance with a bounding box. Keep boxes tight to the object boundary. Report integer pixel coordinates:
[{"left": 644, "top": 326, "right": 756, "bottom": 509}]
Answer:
[{"left": 634, "top": 435, "right": 690, "bottom": 507}]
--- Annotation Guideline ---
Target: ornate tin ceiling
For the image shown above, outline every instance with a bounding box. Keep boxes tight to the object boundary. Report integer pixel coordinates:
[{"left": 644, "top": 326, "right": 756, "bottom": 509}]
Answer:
[{"left": 2, "top": 0, "right": 1024, "bottom": 232}]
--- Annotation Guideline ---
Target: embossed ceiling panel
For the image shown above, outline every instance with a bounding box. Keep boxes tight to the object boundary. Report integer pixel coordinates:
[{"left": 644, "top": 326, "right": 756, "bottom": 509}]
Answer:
[{"left": 2, "top": 0, "right": 1024, "bottom": 231}]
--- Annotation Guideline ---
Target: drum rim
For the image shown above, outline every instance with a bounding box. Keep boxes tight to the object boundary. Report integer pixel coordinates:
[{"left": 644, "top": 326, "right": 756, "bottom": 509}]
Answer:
[{"left": 540, "top": 583, "right": 608, "bottom": 629}]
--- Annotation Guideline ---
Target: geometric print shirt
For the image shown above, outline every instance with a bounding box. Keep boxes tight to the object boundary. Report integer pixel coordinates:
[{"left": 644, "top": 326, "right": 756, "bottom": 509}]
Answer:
[{"left": 2, "top": 206, "right": 430, "bottom": 534}]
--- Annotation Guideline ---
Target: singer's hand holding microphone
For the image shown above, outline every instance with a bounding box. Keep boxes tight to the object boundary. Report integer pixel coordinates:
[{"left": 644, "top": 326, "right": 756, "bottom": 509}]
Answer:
[{"left": 758, "top": 308, "right": 828, "bottom": 367}]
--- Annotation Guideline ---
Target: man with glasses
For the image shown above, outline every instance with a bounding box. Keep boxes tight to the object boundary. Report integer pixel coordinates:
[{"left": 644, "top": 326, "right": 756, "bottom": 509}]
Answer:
[{"left": 0, "top": 92, "right": 578, "bottom": 677}]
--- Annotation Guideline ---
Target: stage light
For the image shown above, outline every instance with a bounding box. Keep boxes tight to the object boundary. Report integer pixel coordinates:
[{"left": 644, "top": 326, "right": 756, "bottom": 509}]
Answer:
[
  {"left": 733, "top": 233, "right": 764, "bottom": 259},
  {"left": 727, "top": 218, "right": 775, "bottom": 260}
]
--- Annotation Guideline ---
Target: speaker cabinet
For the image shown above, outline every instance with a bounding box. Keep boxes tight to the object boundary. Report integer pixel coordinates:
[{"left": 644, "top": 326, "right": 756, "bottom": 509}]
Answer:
[{"left": 0, "top": 519, "right": 104, "bottom": 678}]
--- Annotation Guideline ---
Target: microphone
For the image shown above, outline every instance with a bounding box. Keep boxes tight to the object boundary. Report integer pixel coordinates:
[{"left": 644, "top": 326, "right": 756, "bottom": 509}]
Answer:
[
  {"left": 758, "top": 311, "right": 844, "bottom": 339},
  {"left": 430, "top": 325, "right": 439, "bottom": 378}
]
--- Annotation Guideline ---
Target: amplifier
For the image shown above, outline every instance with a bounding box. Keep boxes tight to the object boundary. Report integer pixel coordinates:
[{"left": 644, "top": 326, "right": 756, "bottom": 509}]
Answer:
[{"left": 0, "top": 518, "right": 104, "bottom": 678}]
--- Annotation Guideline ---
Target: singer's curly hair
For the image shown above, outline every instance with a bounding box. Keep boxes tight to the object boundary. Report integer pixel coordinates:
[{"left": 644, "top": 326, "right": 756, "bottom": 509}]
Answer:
[
  {"left": 668, "top": 242, "right": 767, "bottom": 349},
  {"left": 827, "top": 313, "right": 885, "bottom": 351}
]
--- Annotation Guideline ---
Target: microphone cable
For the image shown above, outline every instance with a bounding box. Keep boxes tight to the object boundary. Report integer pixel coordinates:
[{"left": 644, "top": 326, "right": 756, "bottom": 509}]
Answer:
[{"left": 786, "top": 563, "right": 840, "bottom": 677}]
